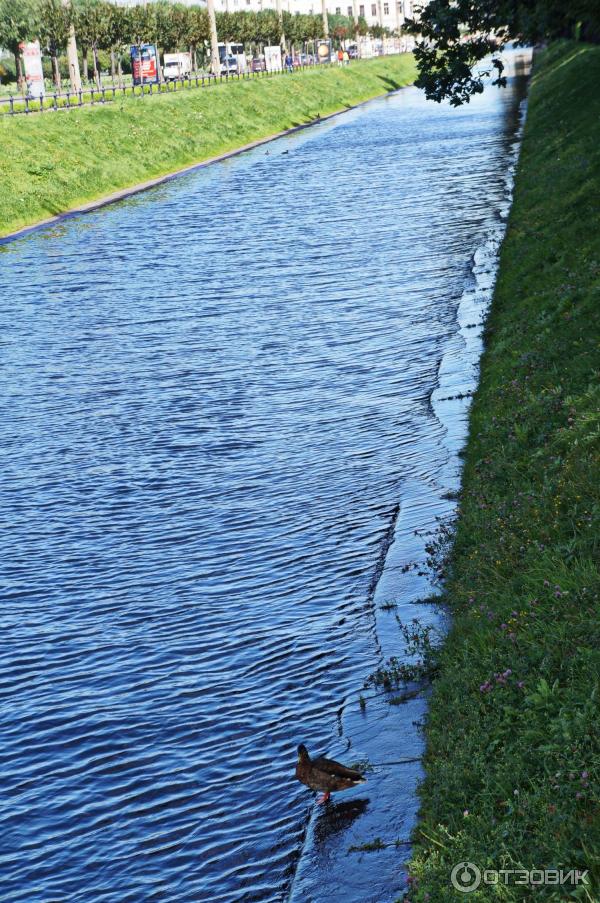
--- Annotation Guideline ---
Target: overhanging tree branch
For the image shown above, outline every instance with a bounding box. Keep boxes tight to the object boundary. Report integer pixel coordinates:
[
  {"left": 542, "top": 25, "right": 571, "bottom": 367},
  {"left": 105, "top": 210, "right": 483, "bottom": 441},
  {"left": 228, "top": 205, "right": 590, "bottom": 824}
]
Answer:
[{"left": 407, "top": 0, "right": 600, "bottom": 105}]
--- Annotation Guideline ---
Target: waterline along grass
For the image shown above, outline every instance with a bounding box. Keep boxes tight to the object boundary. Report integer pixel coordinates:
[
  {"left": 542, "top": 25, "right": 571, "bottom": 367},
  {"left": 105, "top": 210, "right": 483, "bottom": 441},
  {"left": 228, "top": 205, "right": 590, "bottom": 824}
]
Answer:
[
  {"left": 0, "top": 55, "right": 416, "bottom": 239},
  {"left": 405, "top": 42, "right": 600, "bottom": 901}
]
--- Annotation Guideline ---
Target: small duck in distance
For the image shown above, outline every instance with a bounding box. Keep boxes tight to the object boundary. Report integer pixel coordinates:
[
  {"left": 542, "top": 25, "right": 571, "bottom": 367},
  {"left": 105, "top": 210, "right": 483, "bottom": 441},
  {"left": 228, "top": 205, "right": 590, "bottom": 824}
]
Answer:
[{"left": 295, "top": 744, "right": 366, "bottom": 804}]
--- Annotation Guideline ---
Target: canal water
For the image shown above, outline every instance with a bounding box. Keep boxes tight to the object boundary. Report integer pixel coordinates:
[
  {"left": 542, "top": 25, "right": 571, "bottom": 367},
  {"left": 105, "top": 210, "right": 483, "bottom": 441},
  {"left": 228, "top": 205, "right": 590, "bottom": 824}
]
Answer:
[{"left": 0, "top": 52, "right": 529, "bottom": 902}]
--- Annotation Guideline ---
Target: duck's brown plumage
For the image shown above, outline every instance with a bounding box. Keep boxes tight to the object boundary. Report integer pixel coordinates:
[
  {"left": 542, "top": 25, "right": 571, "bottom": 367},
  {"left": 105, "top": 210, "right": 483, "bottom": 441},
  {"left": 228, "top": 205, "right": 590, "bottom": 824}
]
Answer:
[{"left": 295, "top": 744, "right": 366, "bottom": 798}]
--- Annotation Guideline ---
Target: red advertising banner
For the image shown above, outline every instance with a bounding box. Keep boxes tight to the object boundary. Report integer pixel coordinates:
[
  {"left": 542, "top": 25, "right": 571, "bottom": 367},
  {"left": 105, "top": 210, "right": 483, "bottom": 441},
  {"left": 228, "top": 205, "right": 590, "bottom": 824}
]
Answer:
[{"left": 131, "top": 44, "right": 159, "bottom": 85}]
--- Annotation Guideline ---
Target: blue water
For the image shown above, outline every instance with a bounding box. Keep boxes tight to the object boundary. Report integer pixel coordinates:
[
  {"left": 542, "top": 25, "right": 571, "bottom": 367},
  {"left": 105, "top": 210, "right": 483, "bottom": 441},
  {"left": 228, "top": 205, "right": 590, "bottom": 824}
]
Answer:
[{"left": 0, "top": 57, "right": 529, "bottom": 902}]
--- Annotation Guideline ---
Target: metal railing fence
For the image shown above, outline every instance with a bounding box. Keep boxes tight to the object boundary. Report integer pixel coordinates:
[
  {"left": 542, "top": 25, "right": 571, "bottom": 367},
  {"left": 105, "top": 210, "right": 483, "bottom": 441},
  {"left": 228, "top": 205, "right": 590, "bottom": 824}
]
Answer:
[{"left": 0, "top": 61, "right": 334, "bottom": 117}]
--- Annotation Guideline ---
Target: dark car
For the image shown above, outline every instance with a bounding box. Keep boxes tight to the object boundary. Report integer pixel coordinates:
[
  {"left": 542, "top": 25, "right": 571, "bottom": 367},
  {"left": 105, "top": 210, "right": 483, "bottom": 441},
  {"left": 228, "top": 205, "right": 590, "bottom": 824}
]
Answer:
[
  {"left": 250, "top": 57, "right": 266, "bottom": 72},
  {"left": 347, "top": 45, "right": 359, "bottom": 59}
]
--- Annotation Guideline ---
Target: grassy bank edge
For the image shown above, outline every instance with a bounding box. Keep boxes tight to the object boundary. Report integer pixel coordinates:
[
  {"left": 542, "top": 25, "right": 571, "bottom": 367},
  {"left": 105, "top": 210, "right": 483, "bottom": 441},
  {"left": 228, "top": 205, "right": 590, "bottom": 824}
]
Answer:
[
  {"left": 0, "top": 105, "right": 358, "bottom": 244},
  {"left": 0, "top": 56, "right": 416, "bottom": 240},
  {"left": 403, "top": 40, "right": 600, "bottom": 902}
]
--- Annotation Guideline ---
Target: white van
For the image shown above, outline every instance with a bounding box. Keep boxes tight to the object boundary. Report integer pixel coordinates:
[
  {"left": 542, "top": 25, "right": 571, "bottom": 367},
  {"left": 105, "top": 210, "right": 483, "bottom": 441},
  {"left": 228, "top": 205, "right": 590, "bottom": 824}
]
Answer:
[
  {"left": 163, "top": 53, "right": 192, "bottom": 81},
  {"left": 218, "top": 43, "right": 247, "bottom": 75}
]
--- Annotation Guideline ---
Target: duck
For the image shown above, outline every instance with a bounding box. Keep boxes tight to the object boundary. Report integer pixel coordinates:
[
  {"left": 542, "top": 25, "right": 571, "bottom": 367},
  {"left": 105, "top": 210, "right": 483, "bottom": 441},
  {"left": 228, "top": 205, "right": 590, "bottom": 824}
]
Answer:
[{"left": 295, "top": 744, "right": 366, "bottom": 804}]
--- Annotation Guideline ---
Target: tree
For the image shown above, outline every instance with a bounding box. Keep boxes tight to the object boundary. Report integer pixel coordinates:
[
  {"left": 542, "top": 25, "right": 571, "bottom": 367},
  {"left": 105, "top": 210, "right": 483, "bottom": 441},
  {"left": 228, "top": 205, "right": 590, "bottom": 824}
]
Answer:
[
  {"left": 356, "top": 15, "right": 368, "bottom": 36},
  {"left": 282, "top": 12, "right": 322, "bottom": 49},
  {"left": 38, "top": 0, "right": 70, "bottom": 89},
  {"left": 0, "top": 0, "right": 38, "bottom": 90},
  {"left": 121, "top": 3, "right": 163, "bottom": 80},
  {"left": 185, "top": 5, "right": 209, "bottom": 71},
  {"left": 124, "top": 3, "right": 157, "bottom": 48},
  {"left": 72, "top": 0, "right": 111, "bottom": 86},
  {"left": 206, "top": 0, "right": 219, "bottom": 76},
  {"left": 163, "top": 2, "right": 191, "bottom": 52},
  {"left": 327, "top": 12, "right": 357, "bottom": 45},
  {"left": 104, "top": 2, "right": 128, "bottom": 85},
  {"left": 215, "top": 11, "right": 234, "bottom": 42},
  {"left": 407, "top": 0, "right": 600, "bottom": 106},
  {"left": 254, "top": 9, "right": 282, "bottom": 46},
  {"left": 369, "top": 23, "right": 389, "bottom": 39},
  {"left": 63, "top": 0, "right": 82, "bottom": 93},
  {"left": 151, "top": 0, "right": 178, "bottom": 78}
]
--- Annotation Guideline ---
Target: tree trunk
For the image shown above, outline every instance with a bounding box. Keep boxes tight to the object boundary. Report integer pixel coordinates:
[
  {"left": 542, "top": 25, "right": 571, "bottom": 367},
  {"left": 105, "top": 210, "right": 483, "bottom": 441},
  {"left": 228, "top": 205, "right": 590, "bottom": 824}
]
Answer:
[
  {"left": 110, "top": 49, "right": 116, "bottom": 83},
  {"left": 117, "top": 55, "right": 123, "bottom": 87},
  {"left": 207, "top": 0, "right": 221, "bottom": 76},
  {"left": 64, "top": 3, "right": 81, "bottom": 92},
  {"left": 276, "top": 0, "right": 285, "bottom": 49},
  {"left": 92, "top": 44, "right": 101, "bottom": 88},
  {"left": 82, "top": 49, "right": 89, "bottom": 82},
  {"left": 322, "top": 0, "right": 329, "bottom": 38},
  {"left": 52, "top": 52, "right": 62, "bottom": 91},
  {"left": 14, "top": 51, "right": 24, "bottom": 92}
]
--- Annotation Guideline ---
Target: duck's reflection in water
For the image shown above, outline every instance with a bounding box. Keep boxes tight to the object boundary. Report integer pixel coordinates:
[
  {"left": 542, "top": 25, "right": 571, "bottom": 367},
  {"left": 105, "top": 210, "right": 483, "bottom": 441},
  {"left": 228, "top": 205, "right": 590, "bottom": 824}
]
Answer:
[{"left": 313, "top": 797, "right": 369, "bottom": 843}]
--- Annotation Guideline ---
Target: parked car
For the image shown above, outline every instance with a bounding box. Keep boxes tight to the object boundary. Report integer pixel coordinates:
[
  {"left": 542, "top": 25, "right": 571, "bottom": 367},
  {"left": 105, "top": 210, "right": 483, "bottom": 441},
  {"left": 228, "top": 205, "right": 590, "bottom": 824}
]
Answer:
[
  {"left": 347, "top": 45, "right": 359, "bottom": 59},
  {"left": 250, "top": 57, "right": 266, "bottom": 72},
  {"left": 295, "top": 53, "right": 314, "bottom": 66},
  {"left": 220, "top": 55, "right": 238, "bottom": 76}
]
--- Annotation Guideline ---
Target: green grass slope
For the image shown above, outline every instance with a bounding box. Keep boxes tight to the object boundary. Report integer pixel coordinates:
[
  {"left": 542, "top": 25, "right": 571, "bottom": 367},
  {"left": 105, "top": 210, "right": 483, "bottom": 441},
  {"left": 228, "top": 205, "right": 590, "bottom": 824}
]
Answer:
[
  {"left": 0, "top": 56, "right": 415, "bottom": 238},
  {"left": 406, "top": 42, "right": 600, "bottom": 902}
]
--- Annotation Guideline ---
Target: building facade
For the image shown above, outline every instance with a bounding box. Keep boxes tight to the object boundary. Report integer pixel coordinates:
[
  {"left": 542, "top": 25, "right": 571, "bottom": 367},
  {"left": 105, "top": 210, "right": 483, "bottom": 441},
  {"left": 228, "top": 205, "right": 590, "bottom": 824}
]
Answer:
[
  {"left": 214, "top": 0, "right": 415, "bottom": 31},
  {"left": 114, "top": 0, "right": 416, "bottom": 32}
]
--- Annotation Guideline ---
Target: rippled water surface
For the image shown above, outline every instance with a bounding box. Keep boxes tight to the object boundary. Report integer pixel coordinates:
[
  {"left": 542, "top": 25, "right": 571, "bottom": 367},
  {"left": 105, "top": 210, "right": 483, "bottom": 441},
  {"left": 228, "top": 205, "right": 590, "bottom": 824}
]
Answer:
[{"left": 1, "top": 55, "right": 529, "bottom": 902}]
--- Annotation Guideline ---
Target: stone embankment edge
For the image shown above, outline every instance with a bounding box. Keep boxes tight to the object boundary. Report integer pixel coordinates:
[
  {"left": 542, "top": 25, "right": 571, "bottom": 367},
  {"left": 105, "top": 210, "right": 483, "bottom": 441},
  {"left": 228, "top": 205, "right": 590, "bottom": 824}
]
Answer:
[{"left": 0, "top": 89, "right": 406, "bottom": 246}]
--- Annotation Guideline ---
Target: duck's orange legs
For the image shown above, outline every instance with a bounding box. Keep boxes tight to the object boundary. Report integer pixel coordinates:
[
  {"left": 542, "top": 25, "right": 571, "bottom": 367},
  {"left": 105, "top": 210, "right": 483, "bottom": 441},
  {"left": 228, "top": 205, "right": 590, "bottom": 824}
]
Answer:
[{"left": 316, "top": 792, "right": 331, "bottom": 804}]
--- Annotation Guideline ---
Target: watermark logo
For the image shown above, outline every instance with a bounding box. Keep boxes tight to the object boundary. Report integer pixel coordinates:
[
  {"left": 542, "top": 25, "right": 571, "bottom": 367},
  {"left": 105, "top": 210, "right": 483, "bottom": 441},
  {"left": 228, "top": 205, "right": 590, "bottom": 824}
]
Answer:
[
  {"left": 450, "top": 862, "right": 589, "bottom": 893},
  {"left": 451, "top": 862, "right": 481, "bottom": 893}
]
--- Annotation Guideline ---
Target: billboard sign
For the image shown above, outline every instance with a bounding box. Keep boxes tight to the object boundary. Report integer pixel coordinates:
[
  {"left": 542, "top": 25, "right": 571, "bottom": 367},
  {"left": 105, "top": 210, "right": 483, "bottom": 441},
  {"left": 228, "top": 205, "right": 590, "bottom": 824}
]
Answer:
[
  {"left": 131, "top": 44, "right": 159, "bottom": 85},
  {"left": 316, "top": 39, "right": 332, "bottom": 64},
  {"left": 264, "top": 46, "right": 282, "bottom": 71},
  {"left": 20, "top": 41, "right": 45, "bottom": 98}
]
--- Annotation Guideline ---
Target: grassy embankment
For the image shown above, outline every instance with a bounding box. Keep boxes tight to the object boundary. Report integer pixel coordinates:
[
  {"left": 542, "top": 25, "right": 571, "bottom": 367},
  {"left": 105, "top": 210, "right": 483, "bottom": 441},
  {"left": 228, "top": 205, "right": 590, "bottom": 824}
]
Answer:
[
  {"left": 405, "top": 42, "right": 600, "bottom": 901},
  {"left": 0, "top": 55, "right": 415, "bottom": 238}
]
